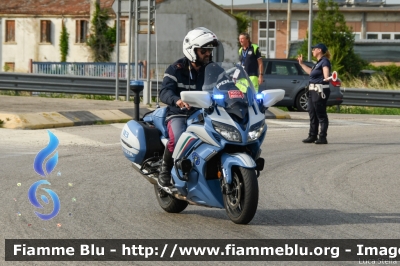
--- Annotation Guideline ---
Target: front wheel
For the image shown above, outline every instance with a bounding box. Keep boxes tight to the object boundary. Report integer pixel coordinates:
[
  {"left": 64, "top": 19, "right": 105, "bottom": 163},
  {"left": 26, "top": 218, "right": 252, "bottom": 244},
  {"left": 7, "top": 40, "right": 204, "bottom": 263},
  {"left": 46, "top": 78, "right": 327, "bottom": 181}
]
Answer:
[
  {"left": 295, "top": 90, "right": 308, "bottom": 112},
  {"left": 153, "top": 185, "right": 188, "bottom": 213},
  {"left": 223, "top": 167, "right": 258, "bottom": 224}
]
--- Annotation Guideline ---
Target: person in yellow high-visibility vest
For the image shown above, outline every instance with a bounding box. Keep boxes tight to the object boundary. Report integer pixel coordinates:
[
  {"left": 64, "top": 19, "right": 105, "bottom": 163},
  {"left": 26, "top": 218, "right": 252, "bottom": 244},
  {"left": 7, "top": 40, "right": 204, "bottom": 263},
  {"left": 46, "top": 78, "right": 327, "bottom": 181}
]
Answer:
[
  {"left": 235, "top": 78, "right": 250, "bottom": 93},
  {"left": 238, "top": 33, "right": 264, "bottom": 91}
]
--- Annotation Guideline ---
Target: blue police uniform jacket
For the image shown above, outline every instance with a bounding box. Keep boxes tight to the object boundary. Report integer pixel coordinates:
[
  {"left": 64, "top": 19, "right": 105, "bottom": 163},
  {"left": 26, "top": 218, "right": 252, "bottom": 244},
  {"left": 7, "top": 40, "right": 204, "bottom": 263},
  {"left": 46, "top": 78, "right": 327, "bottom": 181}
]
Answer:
[
  {"left": 309, "top": 56, "right": 331, "bottom": 85},
  {"left": 160, "top": 57, "right": 206, "bottom": 116}
]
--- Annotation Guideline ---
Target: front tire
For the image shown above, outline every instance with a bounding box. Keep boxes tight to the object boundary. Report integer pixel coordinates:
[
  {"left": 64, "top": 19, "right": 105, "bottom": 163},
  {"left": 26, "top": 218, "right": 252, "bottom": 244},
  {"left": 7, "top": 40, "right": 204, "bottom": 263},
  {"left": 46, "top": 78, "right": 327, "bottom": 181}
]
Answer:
[
  {"left": 295, "top": 90, "right": 308, "bottom": 112},
  {"left": 154, "top": 185, "right": 188, "bottom": 213},
  {"left": 223, "top": 167, "right": 258, "bottom": 224}
]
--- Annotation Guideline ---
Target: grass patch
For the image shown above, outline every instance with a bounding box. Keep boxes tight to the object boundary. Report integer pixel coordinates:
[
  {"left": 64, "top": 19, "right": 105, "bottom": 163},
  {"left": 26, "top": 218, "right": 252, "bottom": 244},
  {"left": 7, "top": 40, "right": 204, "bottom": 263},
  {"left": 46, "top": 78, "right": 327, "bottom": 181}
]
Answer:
[
  {"left": 0, "top": 90, "right": 156, "bottom": 104},
  {"left": 276, "top": 107, "right": 289, "bottom": 112},
  {"left": 93, "top": 119, "right": 132, "bottom": 126},
  {"left": 94, "top": 121, "right": 108, "bottom": 125},
  {"left": 0, "top": 90, "right": 30, "bottom": 96},
  {"left": 328, "top": 106, "right": 400, "bottom": 115},
  {"left": 278, "top": 105, "right": 400, "bottom": 115},
  {"left": 342, "top": 76, "right": 400, "bottom": 90}
]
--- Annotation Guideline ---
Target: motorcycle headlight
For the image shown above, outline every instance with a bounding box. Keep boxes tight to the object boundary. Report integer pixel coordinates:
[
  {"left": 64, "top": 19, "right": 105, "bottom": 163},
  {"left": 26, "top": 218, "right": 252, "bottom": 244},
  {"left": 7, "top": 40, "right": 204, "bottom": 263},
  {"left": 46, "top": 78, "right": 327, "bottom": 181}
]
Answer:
[
  {"left": 212, "top": 121, "right": 242, "bottom": 142},
  {"left": 248, "top": 120, "right": 265, "bottom": 141}
]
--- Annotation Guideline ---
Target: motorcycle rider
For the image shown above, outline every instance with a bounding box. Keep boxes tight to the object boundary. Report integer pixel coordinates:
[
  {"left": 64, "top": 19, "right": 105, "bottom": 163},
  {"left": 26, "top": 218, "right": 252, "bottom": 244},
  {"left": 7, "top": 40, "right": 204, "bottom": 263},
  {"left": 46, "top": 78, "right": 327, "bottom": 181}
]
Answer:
[{"left": 158, "top": 27, "right": 219, "bottom": 188}]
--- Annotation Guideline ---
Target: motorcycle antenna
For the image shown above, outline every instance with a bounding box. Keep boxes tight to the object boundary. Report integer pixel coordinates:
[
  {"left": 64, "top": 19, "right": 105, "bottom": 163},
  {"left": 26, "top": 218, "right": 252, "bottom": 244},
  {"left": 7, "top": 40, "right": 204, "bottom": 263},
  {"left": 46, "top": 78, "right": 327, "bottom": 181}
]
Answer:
[{"left": 155, "top": 6, "right": 160, "bottom": 109}]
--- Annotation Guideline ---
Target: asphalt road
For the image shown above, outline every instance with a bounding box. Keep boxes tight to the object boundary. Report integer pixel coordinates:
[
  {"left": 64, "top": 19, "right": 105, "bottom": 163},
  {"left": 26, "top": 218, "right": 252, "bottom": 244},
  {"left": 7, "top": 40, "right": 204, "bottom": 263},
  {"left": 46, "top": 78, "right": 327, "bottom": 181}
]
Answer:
[{"left": 1, "top": 114, "right": 400, "bottom": 266}]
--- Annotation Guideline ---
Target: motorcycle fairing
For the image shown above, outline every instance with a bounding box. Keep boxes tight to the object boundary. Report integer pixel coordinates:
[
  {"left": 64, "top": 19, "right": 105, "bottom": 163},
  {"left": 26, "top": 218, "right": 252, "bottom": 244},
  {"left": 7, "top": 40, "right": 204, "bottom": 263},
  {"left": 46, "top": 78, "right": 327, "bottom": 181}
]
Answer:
[
  {"left": 172, "top": 132, "right": 199, "bottom": 160},
  {"left": 171, "top": 142, "right": 225, "bottom": 208}
]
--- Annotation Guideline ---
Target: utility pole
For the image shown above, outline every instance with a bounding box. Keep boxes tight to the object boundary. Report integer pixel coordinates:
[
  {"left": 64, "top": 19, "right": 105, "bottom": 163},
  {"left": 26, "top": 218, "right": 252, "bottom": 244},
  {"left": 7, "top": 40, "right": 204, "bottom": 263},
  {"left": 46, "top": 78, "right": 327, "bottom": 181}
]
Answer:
[
  {"left": 266, "top": 0, "right": 270, "bottom": 58},
  {"left": 308, "top": 0, "right": 313, "bottom": 61},
  {"left": 286, "top": 0, "right": 292, "bottom": 59},
  {"left": 115, "top": 0, "right": 121, "bottom": 99},
  {"left": 126, "top": 0, "right": 133, "bottom": 101},
  {"left": 231, "top": 0, "right": 233, "bottom": 14}
]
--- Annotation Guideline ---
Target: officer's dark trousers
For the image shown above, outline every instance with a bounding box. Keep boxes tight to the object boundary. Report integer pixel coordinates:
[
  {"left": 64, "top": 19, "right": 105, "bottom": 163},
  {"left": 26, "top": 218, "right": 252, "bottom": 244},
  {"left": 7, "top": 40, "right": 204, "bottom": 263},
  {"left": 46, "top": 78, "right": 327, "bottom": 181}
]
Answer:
[{"left": 307, "top": 89, "right": 331, "bottom": 138}]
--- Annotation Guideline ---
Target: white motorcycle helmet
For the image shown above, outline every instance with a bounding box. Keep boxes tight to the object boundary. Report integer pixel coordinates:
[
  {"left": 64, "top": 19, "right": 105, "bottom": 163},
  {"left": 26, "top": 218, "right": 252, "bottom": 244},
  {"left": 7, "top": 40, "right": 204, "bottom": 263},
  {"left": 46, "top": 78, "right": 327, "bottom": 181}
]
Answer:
[{"left": 183, "top": 27, "right": 219, "bottom": 63}]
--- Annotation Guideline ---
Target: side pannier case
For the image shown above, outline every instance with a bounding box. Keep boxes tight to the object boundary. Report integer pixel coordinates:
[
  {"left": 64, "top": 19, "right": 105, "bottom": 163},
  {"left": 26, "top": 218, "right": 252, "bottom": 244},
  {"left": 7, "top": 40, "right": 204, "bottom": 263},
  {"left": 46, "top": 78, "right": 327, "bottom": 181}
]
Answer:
[{"left": 120, "top": 120, "right": 164, "bottom": 164}]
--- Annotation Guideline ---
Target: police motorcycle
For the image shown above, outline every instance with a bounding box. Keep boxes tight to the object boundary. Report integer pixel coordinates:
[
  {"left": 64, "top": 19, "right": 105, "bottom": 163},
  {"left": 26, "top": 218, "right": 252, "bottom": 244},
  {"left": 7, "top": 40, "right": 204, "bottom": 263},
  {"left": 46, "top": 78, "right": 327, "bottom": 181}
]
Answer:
[{"left": 120, "top": 62, "right": 284, "bottom": 224}]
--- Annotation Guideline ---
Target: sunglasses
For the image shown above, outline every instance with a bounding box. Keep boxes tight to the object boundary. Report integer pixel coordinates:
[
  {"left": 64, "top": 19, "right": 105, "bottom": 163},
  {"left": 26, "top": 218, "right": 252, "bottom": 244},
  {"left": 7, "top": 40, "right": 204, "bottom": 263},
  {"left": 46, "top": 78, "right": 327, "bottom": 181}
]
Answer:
[{"left": 199, "top": 48, "right": 213, "bottom": 55}]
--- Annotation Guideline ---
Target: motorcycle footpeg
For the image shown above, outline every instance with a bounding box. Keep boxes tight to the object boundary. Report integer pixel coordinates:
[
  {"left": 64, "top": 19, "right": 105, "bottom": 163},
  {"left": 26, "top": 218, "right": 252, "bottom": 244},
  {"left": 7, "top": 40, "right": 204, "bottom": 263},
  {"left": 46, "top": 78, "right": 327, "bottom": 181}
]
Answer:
[
  {"left": 158, "top": 185, "right": 177, "bottom": 194},
  {"left": 178, "top": 174, "right": 189, "bottom": 182}
]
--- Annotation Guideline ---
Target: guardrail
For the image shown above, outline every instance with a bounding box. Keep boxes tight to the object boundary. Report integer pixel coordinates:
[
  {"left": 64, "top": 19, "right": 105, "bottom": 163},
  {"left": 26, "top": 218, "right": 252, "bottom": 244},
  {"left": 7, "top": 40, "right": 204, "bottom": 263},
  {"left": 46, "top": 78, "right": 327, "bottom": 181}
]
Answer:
[
  {"left": 340, "top": 88, "right": 400, "bottom": 108},
  {"left": 0, "top": 72, "right": 162, "bottom": 100},
  {"left": 32, "top": 62, "right": 169, "bottom": 80},
  {"left": 1, "top": 72, "right": 400, "bottom": 108}
]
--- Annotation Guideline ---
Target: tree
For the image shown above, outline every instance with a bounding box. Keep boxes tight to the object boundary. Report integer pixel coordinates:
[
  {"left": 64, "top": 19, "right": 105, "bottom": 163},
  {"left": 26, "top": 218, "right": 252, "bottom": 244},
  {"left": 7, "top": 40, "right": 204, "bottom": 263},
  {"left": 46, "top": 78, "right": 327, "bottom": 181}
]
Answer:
[
  {"left": 298, "top": 0, "right": 367, "bottom": 78},
  {"left": 86, "top": 3, "right": 116, "bottom": 62},
  {"left": 233, "top": 12, "right": 253, "bottom": 48},
  {"left": 59, "top": 21, "right": 69, "bottom": 62}
]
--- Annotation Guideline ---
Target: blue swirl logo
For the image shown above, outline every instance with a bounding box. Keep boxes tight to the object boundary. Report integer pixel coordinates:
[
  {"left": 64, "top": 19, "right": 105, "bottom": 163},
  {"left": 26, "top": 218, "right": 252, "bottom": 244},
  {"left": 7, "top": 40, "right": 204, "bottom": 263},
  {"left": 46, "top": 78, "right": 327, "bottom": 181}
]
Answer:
[
  {"left": 28, "top": 180, "right": 60, "bottom": 220},
  {"left": 33, "top": 130, "right": 59, "bottom": 176},
  {"left": 29, "top": 130, "right": 61, "bottom": 220}
]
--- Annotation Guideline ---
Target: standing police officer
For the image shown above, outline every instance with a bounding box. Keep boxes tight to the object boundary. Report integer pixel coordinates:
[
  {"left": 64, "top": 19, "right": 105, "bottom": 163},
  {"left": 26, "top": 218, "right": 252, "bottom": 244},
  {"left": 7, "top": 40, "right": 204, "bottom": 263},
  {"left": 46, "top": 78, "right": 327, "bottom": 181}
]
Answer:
[
  {"left": 238, "top": 33, "right": 263, "bottom": 91},
  {"left": 297, "top": 43, "right": 331, "bottom": 144}
]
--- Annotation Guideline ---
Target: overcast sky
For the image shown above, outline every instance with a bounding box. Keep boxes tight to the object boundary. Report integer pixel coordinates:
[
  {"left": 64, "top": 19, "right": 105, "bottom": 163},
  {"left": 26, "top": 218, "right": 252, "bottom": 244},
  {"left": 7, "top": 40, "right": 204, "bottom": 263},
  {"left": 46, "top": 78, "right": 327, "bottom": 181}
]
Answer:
[{"left": 211, "top": 0, "right": 398, "bottom": 5}]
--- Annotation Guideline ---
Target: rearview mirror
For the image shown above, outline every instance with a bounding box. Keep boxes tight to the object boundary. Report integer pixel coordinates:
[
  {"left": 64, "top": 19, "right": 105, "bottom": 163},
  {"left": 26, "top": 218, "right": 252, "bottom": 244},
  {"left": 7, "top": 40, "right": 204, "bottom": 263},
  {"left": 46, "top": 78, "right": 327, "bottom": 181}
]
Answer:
[
  {"left": 181, "top": 91, "right": 212, "bottom": 108},
  {"left": 261, "top": 89, "right": 285, "bottom": 107}
]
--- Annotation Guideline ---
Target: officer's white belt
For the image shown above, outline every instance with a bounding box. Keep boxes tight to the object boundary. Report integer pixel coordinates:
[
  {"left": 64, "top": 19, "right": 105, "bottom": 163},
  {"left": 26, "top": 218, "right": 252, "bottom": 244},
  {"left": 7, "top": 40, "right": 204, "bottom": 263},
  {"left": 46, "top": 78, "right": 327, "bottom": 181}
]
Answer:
[
  {"left": 309, "top": 84, "right": 329, "bottom": 99},
  {"left": 309, "top": 84, "right": 330, "bottom": 91}
]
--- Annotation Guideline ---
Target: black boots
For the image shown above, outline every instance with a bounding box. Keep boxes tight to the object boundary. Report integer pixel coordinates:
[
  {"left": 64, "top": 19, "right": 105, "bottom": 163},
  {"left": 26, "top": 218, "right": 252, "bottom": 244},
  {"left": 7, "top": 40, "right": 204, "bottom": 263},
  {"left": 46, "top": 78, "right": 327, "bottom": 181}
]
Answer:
[
  {"left": 302, "top": 135, "right": 328, "bottom": 144},
  {"left": 158, "top": 148, "right": 173, "bottom": 187},
  {"left": 302, "top": 135, "right": 318, "bottom": 143},
  {"left": 315, "top": 137, "right": 328, "bottom": 144}
]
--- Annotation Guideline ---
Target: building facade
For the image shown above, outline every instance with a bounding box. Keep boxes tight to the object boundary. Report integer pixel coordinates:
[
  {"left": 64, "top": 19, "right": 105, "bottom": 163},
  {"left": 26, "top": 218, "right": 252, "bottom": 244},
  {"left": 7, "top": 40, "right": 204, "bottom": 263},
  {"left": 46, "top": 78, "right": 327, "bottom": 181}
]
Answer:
[
  {"left": 0, "top": 0, "right": 238, "bottom": 73},
  {"left": 223, "top": 1, "right": 400, "bottom": 63}
]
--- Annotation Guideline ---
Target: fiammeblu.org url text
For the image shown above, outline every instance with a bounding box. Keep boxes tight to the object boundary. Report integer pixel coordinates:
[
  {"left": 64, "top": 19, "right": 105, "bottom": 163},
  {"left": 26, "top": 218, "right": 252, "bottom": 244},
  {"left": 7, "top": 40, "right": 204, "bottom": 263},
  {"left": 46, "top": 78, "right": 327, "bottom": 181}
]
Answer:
[{"left": 164, "top": 244, "right": 340, "bottom": 258}]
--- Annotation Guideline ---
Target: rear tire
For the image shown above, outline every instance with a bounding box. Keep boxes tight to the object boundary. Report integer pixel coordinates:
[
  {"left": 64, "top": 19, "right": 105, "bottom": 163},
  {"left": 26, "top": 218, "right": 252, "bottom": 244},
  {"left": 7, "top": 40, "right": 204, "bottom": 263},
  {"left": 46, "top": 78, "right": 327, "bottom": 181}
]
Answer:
[
  {"left": 295, "top": 90, "right": 308, "bottom": 112},
  {"left": 154, "top": 185, "right": 188, "bottom": 213},
  {"left": 223, "top": 167, "right": 258, "bottom": 224}
]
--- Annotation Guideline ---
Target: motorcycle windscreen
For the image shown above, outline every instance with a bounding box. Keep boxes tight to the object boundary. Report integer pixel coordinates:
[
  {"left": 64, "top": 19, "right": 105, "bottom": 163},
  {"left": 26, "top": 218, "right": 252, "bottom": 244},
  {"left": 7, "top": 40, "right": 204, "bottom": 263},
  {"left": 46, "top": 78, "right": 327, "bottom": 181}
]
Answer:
[
  {"left": 212, "top": 87, "right": 249, "bottom": 120},
  {"left": 202, "top": 63, "right": 255, "bottom": 108}
]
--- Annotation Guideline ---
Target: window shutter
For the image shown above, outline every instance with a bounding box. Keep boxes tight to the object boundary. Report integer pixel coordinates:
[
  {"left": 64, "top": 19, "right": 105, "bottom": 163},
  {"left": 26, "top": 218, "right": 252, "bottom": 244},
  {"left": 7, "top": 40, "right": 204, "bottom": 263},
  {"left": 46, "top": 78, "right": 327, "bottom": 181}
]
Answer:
[
  {"left": 6, "top": 20, "right": 15, "bottom": 42},
  {"left": 76, "top": 20, "right": 81, "bottom": 43},
  {"left": 46, "top": 21, "right": 51, "bottom": 43},
  {"left": 120, "top": 20, "right": 125, "bottom": 43}
]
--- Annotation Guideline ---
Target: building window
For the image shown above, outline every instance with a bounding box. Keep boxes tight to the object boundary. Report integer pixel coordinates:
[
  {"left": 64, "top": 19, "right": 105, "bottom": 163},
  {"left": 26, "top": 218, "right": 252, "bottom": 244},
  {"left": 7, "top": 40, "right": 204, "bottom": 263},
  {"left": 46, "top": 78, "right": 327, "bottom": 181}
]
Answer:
[
  {"left": 116, "top": 20, "right": 126, "bottom": 43},
  {"left": 75, "top": 20, "right": 88, "bottom": 43},
  {"left": 4, "top": 62, "right": 15, "bottom": 72},
  {"left": 366, "top": 33, "right": 399, "bottom": 40},
  {"left": 258, "top": 20, "right": 276, "bottom": 57},
  {"left": 5, "top": 20, "right": 15, "bottom": 42},
  {"left": 354, "top": 33, "right": 361, "bottom": 40},
  {"left": 40, "top": 20, "right": 51, "bottom": 43},
  {"left": 290, "top": 21, "right": 298, "bottom": 41}
]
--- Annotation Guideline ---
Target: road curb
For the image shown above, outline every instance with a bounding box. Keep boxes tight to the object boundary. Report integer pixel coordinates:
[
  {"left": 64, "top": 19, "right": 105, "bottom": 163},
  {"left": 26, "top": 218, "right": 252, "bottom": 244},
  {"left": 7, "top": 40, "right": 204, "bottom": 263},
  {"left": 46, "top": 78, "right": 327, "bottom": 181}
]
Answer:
[
  {"left": 0, "top": 107, "right": 290, "bottom": 130},
  {"left": 267, "top": 107, "right": 291, "bottom": 119},
  {"left": 0, "top": 108, "right": 150, "bottom": 130}
]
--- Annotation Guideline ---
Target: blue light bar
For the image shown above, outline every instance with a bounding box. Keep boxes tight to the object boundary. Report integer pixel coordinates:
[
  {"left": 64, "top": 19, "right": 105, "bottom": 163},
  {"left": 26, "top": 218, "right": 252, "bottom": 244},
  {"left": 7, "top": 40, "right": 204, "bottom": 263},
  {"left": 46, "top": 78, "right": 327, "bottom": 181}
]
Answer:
[
  {"left": 255, "top": 93, "right": 264, "bottom": 100},
  {"left": 213, "top": 94, "right": 224, "bottom": 100}
]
